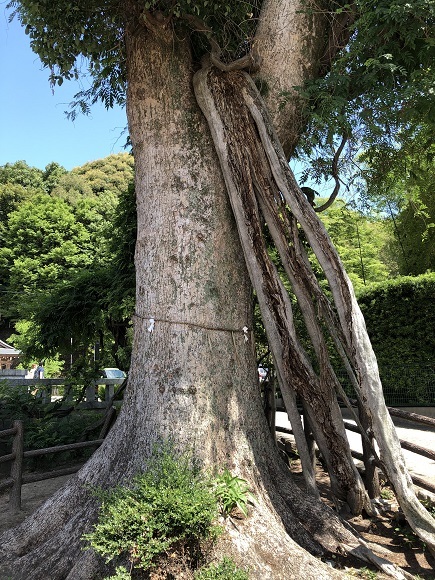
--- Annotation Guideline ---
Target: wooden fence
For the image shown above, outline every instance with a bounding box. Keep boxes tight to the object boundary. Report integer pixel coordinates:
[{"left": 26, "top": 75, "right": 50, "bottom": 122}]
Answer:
[
  {"left": 0, "top": 407, "right": 116, "bottom": 512},
  {"left": 0, "top": 377, "right": 125, "bottom": 408},
  {"left": 276, "top": 405, "right": 435, "bottom": 497},
  {"left": 2, "top": 394, "right": 434, "bottom": 513}
]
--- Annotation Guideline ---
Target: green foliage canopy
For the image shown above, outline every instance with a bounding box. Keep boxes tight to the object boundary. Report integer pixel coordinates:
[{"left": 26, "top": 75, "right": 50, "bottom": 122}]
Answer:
[
  {"left": 359, "top": 124, "right": 435, "bottom": 275},
  {"left": 293, "top": 0, "right": 435, "bottom": 211},
  {"left": 0, "top": 153, "right": 135, "bottom": 370},
  {"left": 0, "top": 160, "right": 46, "bottom": 190},
  {"left": 8, "top": 0, "right": 261, "bottom": 119},
  {"left": 23, "top": 178, "right": 136, "bottom": 364},
  {"left": 1, "top": 193, "right": 97, "bottom": 296},
  {"left": 318, "top": 199, "right": 395, "bottom": 291}
]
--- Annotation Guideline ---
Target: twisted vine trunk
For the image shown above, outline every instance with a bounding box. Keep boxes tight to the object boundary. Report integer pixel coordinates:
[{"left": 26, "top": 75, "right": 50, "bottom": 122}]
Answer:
[{"left": 193, "top": 64, "right": 435, "bottom": 553}]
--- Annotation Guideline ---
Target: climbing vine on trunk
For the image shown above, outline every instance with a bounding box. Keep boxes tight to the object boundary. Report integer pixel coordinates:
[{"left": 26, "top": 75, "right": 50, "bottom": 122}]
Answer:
[{"left": 193, "top": 63, "right": 435, "bottom": 554}]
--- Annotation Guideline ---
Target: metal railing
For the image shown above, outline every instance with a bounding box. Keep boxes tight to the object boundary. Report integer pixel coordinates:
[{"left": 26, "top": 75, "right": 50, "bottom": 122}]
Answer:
[{"left": 336, "top": 365, "right": 435, "bottom": 407}]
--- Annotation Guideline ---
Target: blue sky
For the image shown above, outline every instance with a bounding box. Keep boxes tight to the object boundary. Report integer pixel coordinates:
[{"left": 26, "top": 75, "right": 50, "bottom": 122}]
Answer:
[
  {"left": 0, "top": 8, "right": 127, "bottom": 171},
  {"left": 0, "top": 6, "right": 333, "bottom": 196}
]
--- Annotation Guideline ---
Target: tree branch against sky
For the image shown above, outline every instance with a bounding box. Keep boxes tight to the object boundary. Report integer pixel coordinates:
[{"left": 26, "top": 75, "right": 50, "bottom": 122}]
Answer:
[
  {"left": 0, "top": 1, "right": 434, "bottom": 578},
  {"left": 0, "top": 11, "right": 127, "bottom": 169}
]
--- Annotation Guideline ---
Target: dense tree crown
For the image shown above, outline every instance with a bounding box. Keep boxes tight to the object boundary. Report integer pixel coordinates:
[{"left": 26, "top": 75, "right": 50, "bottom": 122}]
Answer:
[{"left": 0, "top": 153, "right": 135, "bottom": 368}]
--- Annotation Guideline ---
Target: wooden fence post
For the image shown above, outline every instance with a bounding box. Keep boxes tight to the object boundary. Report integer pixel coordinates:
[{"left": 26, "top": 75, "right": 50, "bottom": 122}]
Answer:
[
  {"left": 302, "top": 404, "right": 317, "bottom": 472},
  {"left": 104, "top": 384, "right": 115, "bottom": 405},
  {"left": 10, "top": 420, "right": 24, "bottom": 512},
  {"left": 86, "top": 383, "right": 97, "bottom": 404},
  {"left": 264, "top": 374, "right": 276, "bottom": 435}
]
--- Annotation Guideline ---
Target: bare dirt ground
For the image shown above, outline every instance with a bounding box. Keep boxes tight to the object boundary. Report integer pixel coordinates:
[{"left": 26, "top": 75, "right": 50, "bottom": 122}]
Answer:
[
  {"left": 321, "top": 474, "right": 434, "bottom": 578},
  {"left": 1, "top": 464, "right": 434, "bottom": 579},
  {"left": 284, "top": 447, "right": 435, "bottom": 579},
  {"left": 0, "top": 474, "right": 72, "bottom": 534}
]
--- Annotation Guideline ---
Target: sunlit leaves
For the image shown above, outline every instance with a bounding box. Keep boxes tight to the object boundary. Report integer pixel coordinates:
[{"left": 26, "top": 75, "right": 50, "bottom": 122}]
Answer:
[
  {"left": 9, "top": 0, "right": 260, "bottom": 114},
  {"left": 318, "top": 200, "right": 395, "bottom": 291},
  {"left": 0, "top": 153, "right": 135, "bottom": 366},
  {"left": 8, "top": 0, "right": 125, "bottom": 105},
  {"left": 294, "top": 0, "right": 435, "bottom": 198}
]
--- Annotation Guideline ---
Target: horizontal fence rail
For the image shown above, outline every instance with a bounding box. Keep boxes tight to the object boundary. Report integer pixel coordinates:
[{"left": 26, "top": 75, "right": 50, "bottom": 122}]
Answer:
[
  {"left": 0, "top": 377, "right": 125, "bottom": 409},
  {"left": 0, "top": 407, "right": 116, "bottom": 512},
  {"left": 276, "top": 405, "right": 435, "bottom": 497}
]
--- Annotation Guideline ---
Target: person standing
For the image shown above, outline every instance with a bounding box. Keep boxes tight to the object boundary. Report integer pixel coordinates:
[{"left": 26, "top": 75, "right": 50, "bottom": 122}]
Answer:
[
  {"left": 26, "top": 364, "right": 37, "bottom": 379},
  {"left": 34, "top": 362, "right": 44, "bottom": 379}
]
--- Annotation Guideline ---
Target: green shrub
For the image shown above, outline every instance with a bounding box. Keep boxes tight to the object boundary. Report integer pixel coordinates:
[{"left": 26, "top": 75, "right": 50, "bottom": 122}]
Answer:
[
  {"left": 0, "top": 382, "right": 47, "bottom": 422},
  {"left": 0, "top": 383, "right": 102, "bottom": 466},
  {"left": 357, "top": 273, "right": 435, "bottom": 371},
  {"left": 103, "top": 557, "right": 249, "bottom": 580},
  {"left": 194, "top": 557, "right": 249, "bottom": 579},
  {"left": 350, "top": 273, "right": 435, "bottom": 406},
  {"left": 103, "top": 566, "right": 131, "bottom": 580},
  {"left": 84, "top": 444, "right": 221, "bottom": 573}
]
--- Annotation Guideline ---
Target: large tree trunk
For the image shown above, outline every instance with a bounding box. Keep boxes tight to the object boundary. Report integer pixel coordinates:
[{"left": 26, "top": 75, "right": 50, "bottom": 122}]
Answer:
[
  {"left": 254, "top": 0, "right": 328, "bottom": 156},
  {"left": 0, "top": 16, "right": 362, "bottom": 580}
]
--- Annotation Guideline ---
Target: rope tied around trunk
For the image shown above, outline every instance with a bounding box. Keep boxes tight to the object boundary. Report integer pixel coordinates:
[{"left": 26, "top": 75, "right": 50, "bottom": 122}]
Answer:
[{"left": 133, "top": 312, "right": 251, "bottom": 342}]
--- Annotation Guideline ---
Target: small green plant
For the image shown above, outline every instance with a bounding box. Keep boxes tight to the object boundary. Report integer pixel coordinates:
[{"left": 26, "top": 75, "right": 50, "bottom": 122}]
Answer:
[
  {"left": 421, "top": 498, "right": 435, "bottom": 519},
  {"left": 194, "top": 556, "right": 249, "bottom": 579},
  {"left": 83, "top": 443, "right": 220, "bottom": 574},
  {"left": 103, "top": 566, "right": 131, "bottom": 580},
  {"left": 393, "top": 523, "right": 422, "bottom": 550},
  {"left": 355, "top": 567, "right": 378, "bottom": 579},
  {"left": 213, "top": 468, "right": 255, "bottom": 517},
  {"left": 380, "top": 486, "right": 394, "bottom": 500}
]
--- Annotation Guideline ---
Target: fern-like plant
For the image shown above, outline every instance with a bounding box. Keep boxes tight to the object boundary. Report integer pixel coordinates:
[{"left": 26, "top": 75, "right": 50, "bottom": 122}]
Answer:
[{"left": 213, "top": 469, "right": 255, "bottom": 517}]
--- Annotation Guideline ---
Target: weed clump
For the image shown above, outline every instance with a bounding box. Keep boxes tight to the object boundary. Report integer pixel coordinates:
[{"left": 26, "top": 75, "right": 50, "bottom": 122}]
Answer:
[{"left": 84, "top": 443, "right": 254, "bottom": 578}]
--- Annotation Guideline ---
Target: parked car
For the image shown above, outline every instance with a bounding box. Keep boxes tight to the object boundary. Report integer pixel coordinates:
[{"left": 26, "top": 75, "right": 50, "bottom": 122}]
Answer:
[{"left": 101, "top": 368, "right": 127, "bottom": 379}]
